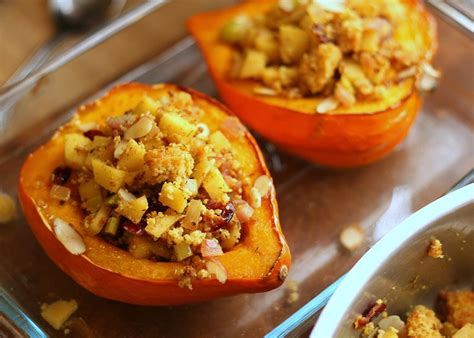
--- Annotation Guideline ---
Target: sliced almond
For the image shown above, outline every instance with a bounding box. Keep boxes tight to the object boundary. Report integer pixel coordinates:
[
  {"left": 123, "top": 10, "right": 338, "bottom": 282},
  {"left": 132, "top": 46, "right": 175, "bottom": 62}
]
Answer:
[
  {"left": 53, "top": 218, "right": 86, "bottom": 255},
  {"left": 340, "top": 224, "right": 364, "bottom": 251},
  {"left": 253, "top": 86, "right": 278, "bottom": 96},
  {"left": 316, "top": 97, "right": 339, "bottom": 113}
]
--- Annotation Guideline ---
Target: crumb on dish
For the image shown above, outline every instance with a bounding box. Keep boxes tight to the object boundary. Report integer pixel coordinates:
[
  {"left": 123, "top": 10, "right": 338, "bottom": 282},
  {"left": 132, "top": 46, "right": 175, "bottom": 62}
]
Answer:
[
  {"left": 0, "top": 192, "right": 16, "bottom": 223},
  {"left": 41, "top": 299, "right": 78, "bottom": 330},
  {"left": 427, "top": 238, "right": 444, "bottom": 259}
]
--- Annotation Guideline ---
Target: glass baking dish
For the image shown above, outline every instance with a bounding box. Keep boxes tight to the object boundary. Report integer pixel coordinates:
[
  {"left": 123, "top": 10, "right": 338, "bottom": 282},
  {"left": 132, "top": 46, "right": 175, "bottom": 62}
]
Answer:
[{"left": 0, "top": 2, "right": 473, "bottom": 337}]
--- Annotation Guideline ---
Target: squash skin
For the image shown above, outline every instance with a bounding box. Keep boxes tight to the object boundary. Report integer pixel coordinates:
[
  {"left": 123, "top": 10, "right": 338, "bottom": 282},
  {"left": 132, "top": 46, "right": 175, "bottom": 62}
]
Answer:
[
  {"left": 188, "top": 0, "right": 437, "bottom": 167},
  {"left": 19, "top": 83, "right": 291, "bottom": 306}
]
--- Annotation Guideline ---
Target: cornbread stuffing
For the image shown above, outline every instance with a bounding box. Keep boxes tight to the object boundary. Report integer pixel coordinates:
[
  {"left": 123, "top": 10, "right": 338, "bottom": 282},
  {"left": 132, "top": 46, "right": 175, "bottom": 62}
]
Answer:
[
  {"left": 427, "top": 238, "right": 444, "bottom": 259},
  {"left": 220, "top": 0, "right": 439, "bottom": 112},
  {"left": 354, "top": 290, "right": 474, "bottom": 338},
  {"left": 52, "top": 90, "right": 273, "bottom": 287}
]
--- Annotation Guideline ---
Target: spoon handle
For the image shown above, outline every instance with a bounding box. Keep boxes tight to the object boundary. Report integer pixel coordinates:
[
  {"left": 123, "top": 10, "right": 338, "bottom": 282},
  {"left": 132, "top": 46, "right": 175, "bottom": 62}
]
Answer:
[{"left": 4, "top": 33, "right": 68, "bottom": 87}]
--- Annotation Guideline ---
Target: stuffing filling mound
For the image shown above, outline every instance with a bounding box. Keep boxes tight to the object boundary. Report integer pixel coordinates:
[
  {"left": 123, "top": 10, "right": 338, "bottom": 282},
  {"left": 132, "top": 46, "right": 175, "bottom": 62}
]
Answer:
[
  {"left": 51, "top": 90, "right": 272, "bottom": 288},
  {"left": 354, "top": 290, "right": 474, "bottom": 338},
  {"left": 220, "top": 0, "right": 439, "bottom": 112}
]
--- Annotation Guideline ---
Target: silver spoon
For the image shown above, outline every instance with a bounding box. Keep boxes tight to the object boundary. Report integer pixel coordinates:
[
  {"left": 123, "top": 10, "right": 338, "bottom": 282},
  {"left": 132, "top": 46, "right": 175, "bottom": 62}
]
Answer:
[{"left": 5, "top": 0, "right": 125, "bottom": 86}]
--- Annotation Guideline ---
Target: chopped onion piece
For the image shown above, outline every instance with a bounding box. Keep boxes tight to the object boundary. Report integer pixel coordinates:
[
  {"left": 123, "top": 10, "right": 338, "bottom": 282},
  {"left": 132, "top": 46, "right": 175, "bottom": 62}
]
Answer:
[
  {"left": 378, "top": 315, "right": 405, "bottom": 332},
  {"left": 206, "top": 258, "right": 228, "bottom": 283},
  {"left": 50, "top": 185, "right": 71, "bottom": 202},
  {"left": 118, "top": 188, "right": 136, "bottom": 202},
  {"left": 124, "top": 116, "right": 154, "bottom": 140},
  {"left": 235, "top": 201, "right": 254, "bottom": 223},
  {"left": 201, "top": 239, "right": 224, "bottom": 257},
  {"left": 254, "top": 175, "right": 272, "bottom": 198},
  {"left": 316, "top": 97, "right": 339, "bottom": 113},
  {"left": 53, "top": 218, "right": 86, "bottom": 255},
  {"left": 182, "top": 199, "right": 203, "bottom": 230}
]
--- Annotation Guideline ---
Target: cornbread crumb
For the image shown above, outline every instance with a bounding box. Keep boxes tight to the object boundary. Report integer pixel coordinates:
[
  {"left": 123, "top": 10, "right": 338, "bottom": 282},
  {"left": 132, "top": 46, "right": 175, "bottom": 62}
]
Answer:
[
  {"left": 440, "top": 290, "right": 474, "bottom": 328},
  {"left": 406, "top": 305, "right": 442, "bottom": 338},
  {"left": 0, "top": 192, "right": 16, "bottom": 223},
  {"left": 427, "top": 238, "right": 444, "bottom": 259},
  {"left": 286, "top": 279, "right": 299, "bottom": 305}
]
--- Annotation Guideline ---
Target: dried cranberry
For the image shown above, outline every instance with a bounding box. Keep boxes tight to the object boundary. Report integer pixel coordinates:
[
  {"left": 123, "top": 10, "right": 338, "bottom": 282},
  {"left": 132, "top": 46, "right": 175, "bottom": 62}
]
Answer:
[
  {"left": 122, "top": 220, "right": 146, "bottom": 235},
  {"left": 353, "top": 301, "right": 387, "bottom": 329},
  {"left": 51, "top": 166, "right": 71, "bottom": 185},
  {"left": 83, "top": 129, "right": 104, "bottom": 140},
  {"left": 206, "top": 201, "right": 235, "bottom": 230},
  {"left": 146, "top": 194, "right": 166, "bottom": 213}
]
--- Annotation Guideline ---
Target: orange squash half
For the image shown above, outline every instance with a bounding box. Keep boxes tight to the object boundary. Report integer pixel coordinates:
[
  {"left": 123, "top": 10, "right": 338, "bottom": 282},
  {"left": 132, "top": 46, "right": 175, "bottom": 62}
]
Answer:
[
  {"left": 188, "top": 0, "right": 437, "bottom": 167},
  {"left": 19, "top": 83, "right": 291, "bottom": 306}
]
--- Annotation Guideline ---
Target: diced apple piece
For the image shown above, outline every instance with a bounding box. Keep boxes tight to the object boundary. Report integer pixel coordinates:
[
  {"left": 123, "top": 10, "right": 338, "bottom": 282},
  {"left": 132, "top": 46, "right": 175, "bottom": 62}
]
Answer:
[
  {"left": 64, "top": 134, "right": 92, "bottom": 169},
  {"left": 159, "top": 183, "right": 188, "bottom": 213},
  {"left": 279, "top": 25, "right": 309, "bottom": 64},
  {"left": 129, "top": 236, "right": 171, "bottom": 259},
  {"left": 91, "top": 158, "right": 126, "bottom": 193},
  {"left": 116, "top": 195, "right": 148, "bottom": 224},
  {"left": 209, "top": 130, "right": 231, "bottom": 153},
  {"left": 203, "top": 167, "right": 230, "bottom": 202},
  {"left": 159, "top": 113, "right": 198, "bottom": 144},
  {"left": 193, "top": 156, "right": 215, "bottom": 186},
  {"left": 239, "top": 49, "right": 267, "bottom": 79},
  {"left": 145, "top": 213, "right": 182, "bottom": 239},
  {"left": 133, "top": 96, "right": 161, "bottom": 116},
  {"left": 78, "top": 179, "right": 102, "bottom": 202},
  {"left": 84, "top": 204, "right": 111, "bottom": 235},
  {"left": 255, "top": 29, "right": 279, "bottom": 62},
  {"left": 91, "top": 136, "right": 111, "bottom": 149},
  {"left": 220, "top": 221, "right": 242, "bottom": 250},
  {"left": 117, "top": 139, "right": 145, "bottom": 171},
  {"left": 86, "top": 141, "right": 114, "bottom": 170},
  {"left": 174, "top": 242, "right": 193, "bottom": 261},
  {"left": 41, "top": 299, "right": 78, "bottom": 330}
]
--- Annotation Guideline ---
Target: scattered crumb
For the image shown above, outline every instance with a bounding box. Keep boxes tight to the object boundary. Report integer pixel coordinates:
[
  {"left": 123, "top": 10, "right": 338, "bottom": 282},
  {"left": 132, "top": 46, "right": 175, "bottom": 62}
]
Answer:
[
  {"left": 0, "top": 192, "right": 17, "bottom": 223},
  {"left": 286, "top": 279, "right": 299, "bottom": 305},
  {"left": 340, "top": 224, "right": 365, "bottom": 251},
  {"left": 64, "top": 328, "right": 71, "bottom": 335},
  {"left": 427, "top": 238, "right": 444, "bottom": 259},
  {"left": 41, "top": 299, "right": 78, "bottom": 330}
]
